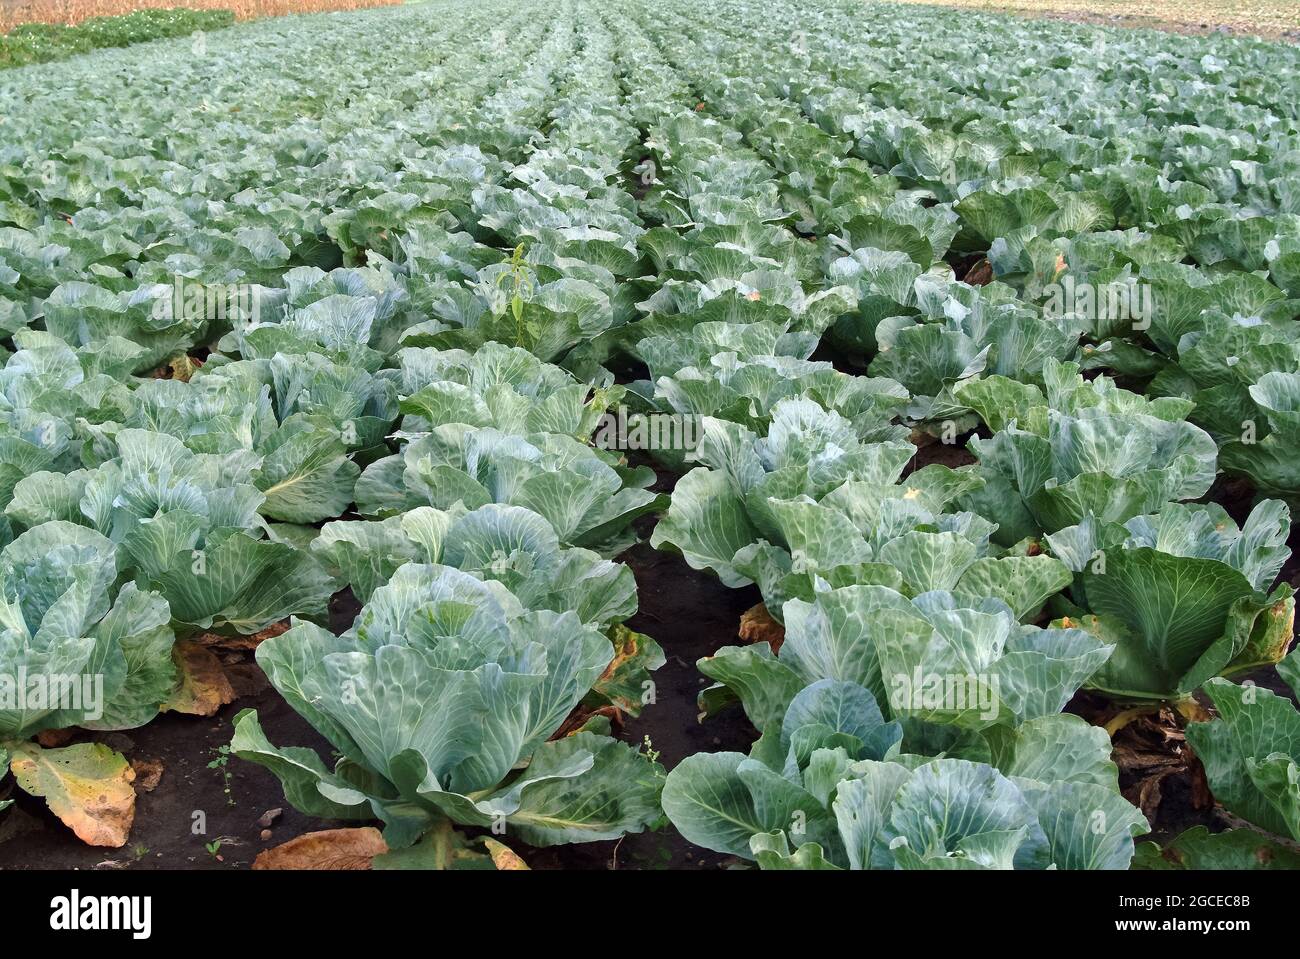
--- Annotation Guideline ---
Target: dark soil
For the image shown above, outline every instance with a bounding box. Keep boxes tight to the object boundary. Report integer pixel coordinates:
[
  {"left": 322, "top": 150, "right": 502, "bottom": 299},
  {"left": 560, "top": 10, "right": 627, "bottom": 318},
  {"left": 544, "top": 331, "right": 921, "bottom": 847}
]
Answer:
[
  {"left": 0, "top": 685, "right": 341, "bottom": 870},
  {"left": 526, "top": 457, "right": 761, "bottom": 868},
  {"left": 526, "top": 540, "right": 761, "bottom": 869},
  {"left": 907, "top": 431, "right": 979, "bottom": 471}
]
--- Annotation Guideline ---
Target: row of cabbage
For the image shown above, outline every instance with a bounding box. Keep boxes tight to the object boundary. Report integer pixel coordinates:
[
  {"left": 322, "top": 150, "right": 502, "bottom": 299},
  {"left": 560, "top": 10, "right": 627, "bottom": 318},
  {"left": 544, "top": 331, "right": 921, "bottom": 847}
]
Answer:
[
  {"left": 637, "top": 0, "right": 1300, "bottom": 493},
  {"left": 0, "top": 0, "right": 1297, "bottom": 870},
  {"left": 607, "top": 2, "right": 1300, "bottom": 869},
  {"left": 0, "top": 2, "right": 679, "bottom": 866}
]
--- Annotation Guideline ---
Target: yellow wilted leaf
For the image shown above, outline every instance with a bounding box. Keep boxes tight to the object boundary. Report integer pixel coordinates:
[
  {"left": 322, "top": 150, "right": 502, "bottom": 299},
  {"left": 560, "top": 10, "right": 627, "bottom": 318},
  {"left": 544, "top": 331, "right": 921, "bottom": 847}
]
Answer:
[
  {"left": 10, "top": 742, "right": 136, "bottom": 847},
  {"left": 162, "top": 640, "right": 236, "bottom": 716},
  {"left": 485, "top": 838, "right": 529, "bottom": 870}
]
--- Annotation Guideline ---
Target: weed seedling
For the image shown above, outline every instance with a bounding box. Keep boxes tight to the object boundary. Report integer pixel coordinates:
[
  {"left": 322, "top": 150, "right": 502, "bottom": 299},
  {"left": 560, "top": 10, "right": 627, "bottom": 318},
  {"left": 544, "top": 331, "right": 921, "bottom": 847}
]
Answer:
[{"left": 207, "top": 744, "right": 235, "bottom": 806}]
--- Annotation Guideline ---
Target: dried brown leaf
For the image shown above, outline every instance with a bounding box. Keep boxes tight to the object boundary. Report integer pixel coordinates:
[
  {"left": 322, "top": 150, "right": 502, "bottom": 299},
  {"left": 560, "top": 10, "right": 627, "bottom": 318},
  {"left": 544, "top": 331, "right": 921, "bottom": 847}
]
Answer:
[
  {"left": 252, "top": 827, "right": 389, "bottom": 870},
  {"left": 129, "top": 757, "right": 164, "bottom": 793},
  {"left": 738, "top": 603, "right": 785, "bottom": 652}
]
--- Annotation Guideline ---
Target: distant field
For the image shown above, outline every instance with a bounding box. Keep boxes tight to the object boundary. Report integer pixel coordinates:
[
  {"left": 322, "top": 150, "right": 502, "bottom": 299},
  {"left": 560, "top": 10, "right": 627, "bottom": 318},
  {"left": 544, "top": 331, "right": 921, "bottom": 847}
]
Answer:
[
  {"left": 0, "top": 0, "right": 402, "bottom": 32},
  {"left": 904, "top": 0, "right": 1300, "bottom": 40}
]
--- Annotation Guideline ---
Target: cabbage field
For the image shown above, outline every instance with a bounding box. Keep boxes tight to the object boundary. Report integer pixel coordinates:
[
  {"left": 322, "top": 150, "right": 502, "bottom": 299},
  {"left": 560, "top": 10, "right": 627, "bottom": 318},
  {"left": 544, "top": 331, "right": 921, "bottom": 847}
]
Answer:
[{"left": 0, "top": 0, "right": 1298, "bottom": 875}]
